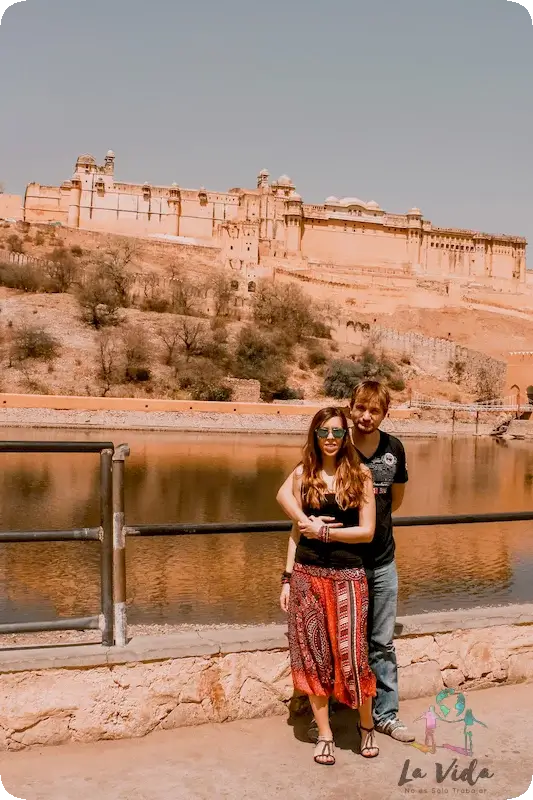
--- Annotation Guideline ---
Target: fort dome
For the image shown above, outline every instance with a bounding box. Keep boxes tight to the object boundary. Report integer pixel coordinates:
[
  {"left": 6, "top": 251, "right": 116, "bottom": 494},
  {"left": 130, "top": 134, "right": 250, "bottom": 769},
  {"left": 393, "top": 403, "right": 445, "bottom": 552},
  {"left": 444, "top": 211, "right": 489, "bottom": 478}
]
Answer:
[
  {"left": 290, "top": 192, "right": 302, "bottom": 201},
  {"left": 259, "top": 169, "right": 269, "bottom": 176},
  {"left": 340, "top": 197, "right": 365, "bottom": 206},
  {"left": 367, "top": 201, "right": 380, "bottom": 210},
  {"left": 408, "top": 207, "right": 422, "bottom": 215},
  {"left": 106, "top": 150, "right": 115, "bottom": 158},
  {"left": 325, "top": 196, "right": 339, "bottom": 203},
  {"left": 278, "top": 175, "right": 292, "bottom": 185},
  {"left": 77, "top": 154, "right": 96, "bottom": 163}
]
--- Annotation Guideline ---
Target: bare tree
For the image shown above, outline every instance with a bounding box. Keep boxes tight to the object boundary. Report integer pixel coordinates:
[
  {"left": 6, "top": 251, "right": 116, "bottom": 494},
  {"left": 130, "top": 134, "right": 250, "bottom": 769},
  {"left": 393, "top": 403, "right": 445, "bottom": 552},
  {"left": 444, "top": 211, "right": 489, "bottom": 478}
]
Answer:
[
  {"left": 121, "top": 325, "right": 152, "bottom": 382},
  {"left": 76, "top": 266, "right": 122, "bottom": 328},
  {"left": 97, "top": 331, "right": 122, "bottom": 396},
  {"left": 172, "top": 317, "right": 207, "bottom": 362},
  {"left": 92, "top": 240, "right": 138, "bottom": 308},
  {"left": 166, "top": 262, "right": 205, "bottom": 316},
  {"left": 44, "top": 247, "right": 78, "bottom": 292},
  {"left": 156, "top": 316, "right": 211, "bottom": 369},
  {"left": 139, "top": 273, "right": 171, "bottom": 312},
  {"left": 156, "top": 322, "right": 183, "bottom": 366},
  {"left": 208, "top": 268, "right": 234, "bottom": 318}
]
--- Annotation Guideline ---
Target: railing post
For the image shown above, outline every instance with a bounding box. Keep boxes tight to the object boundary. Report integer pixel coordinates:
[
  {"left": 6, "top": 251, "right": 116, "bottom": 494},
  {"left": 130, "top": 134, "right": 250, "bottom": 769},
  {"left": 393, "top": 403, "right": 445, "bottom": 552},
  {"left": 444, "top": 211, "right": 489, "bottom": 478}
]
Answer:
[
  {"left": 112, "top": 443, "right": 130, "bottom": 647},
  {"left": 100, "top": 448, "right": 114, "bottom": 647}
]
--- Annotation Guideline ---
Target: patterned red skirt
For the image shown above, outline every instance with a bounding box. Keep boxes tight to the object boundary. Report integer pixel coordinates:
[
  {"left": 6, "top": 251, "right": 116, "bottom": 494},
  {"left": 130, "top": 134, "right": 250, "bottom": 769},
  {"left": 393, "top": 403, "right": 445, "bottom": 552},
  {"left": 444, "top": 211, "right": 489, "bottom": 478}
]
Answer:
[{"left": 288, "top": 563, "right": 376, "bottom": 709}]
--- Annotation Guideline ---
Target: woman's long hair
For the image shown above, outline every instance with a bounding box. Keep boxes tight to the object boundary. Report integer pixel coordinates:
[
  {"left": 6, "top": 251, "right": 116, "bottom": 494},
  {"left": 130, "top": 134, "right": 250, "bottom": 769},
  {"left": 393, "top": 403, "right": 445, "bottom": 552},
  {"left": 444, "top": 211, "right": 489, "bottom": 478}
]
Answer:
[{"left": 300, "top": 406, "right": 366, "bottom": 511}]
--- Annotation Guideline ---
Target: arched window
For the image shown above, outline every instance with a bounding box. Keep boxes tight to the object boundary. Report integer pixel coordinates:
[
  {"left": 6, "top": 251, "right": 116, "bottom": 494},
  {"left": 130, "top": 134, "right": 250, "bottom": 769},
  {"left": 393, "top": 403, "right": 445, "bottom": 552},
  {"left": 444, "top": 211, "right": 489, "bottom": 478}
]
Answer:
[
  {"left": 248, "top": 281, "right": 256, "bottom": 293},
  {"left": 230, "top": 280, "right": 239, "bottom": 290}
]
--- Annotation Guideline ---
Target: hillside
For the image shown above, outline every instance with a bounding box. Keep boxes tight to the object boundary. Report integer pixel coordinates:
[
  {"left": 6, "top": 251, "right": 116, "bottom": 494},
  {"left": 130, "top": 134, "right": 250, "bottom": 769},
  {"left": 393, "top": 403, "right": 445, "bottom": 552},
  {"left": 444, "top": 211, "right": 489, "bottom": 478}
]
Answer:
[{"left": 0, "top": 219, "right": 527, "bottom": 405}]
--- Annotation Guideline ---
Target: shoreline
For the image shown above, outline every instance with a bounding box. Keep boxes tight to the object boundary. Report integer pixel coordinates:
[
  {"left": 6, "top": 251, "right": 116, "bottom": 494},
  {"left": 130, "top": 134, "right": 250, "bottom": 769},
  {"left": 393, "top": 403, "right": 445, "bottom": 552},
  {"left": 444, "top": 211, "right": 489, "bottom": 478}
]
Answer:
[{"left": 0, "top": 406, "right": 501, "bottom": 437}]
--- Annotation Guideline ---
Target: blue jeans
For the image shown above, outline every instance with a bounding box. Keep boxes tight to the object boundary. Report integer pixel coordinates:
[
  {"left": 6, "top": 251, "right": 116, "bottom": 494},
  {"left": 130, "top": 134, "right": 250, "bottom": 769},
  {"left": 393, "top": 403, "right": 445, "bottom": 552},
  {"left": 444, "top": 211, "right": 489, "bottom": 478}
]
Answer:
[{"left": 365, "top": 560, "right": 399, "bottom": 725}]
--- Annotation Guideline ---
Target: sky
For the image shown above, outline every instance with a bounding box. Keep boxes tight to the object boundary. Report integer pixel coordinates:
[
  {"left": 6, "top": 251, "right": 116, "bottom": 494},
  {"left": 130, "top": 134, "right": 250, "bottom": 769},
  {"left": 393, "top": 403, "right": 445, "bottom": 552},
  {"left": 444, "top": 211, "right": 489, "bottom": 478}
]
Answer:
[{"left": 0, "top": 0, "right": 531, "bottom": 252}]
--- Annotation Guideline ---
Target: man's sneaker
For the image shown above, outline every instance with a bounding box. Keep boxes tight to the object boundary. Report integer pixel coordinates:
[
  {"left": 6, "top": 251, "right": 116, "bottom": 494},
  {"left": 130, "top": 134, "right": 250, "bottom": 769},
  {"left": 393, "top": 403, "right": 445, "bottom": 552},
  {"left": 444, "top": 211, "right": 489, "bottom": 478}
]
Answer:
[{"left": 375, "top": 717, "right": 415, "bottom": 742}]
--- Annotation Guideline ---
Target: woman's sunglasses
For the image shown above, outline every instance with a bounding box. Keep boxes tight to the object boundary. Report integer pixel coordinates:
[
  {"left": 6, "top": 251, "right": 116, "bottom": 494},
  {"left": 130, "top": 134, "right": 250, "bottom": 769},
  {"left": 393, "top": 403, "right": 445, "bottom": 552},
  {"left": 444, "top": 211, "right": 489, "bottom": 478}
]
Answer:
[{"left": 315, "top": 427, "right": 346, "bottom": 439}]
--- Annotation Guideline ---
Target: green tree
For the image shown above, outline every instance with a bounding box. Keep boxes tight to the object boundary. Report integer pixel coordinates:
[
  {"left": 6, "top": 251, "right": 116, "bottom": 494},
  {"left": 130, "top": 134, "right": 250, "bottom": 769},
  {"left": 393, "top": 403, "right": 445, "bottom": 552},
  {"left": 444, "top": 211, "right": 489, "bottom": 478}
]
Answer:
[{"left": 233, "top": 325, "right": 288, "bottom": 399}]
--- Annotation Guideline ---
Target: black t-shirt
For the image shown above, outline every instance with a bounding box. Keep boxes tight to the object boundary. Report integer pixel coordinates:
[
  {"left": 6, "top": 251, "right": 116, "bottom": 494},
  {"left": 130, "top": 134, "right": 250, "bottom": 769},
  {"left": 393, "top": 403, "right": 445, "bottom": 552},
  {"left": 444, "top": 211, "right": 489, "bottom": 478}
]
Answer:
[{"left": 354, "top": 431, "right": 408, "bottom": 569}]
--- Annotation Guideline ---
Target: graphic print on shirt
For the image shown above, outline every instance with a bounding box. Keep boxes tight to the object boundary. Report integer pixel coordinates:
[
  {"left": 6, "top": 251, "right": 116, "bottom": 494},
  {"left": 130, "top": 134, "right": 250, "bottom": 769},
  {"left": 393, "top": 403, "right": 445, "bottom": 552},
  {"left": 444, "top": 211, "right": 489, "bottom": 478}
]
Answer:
[{"left": 368, "top": 452, "right": 398, "bottom": 495}]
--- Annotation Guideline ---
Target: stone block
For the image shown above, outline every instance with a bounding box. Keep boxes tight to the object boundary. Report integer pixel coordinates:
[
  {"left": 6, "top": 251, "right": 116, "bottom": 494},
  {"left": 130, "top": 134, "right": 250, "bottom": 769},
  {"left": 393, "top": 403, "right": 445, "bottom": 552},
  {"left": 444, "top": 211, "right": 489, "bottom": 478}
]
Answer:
[
  {"left": 159, "top": 702, "right": 209, "bottom": 730},
  {"left": 395, "top": 635, "right": 439, "bottom": 668},
  {"left": 399, "top": 661, "right": 444, "bottom": 700},
  {"left": 435, "top": 628, "right": 510, "bottom": 678},
  {"left": 507, "top": 652, "right": 533, "bottom": 682},
  {"left": 10, "top": 715, "right": 71, "bottom": 748},
  {"left": 442, "top": 668, "right": 465, "bottom": 688}
]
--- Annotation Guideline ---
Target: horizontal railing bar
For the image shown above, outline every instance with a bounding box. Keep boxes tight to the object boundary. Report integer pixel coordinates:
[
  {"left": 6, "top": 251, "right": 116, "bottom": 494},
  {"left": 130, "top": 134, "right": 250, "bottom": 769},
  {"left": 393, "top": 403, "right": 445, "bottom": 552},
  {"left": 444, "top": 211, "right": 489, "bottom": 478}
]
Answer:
[
  {"left": 0, "top": 528, "right": 102, "bottom": 543},
  {"left": 394, "top": 511, "right": 533, "bottom": 526},
  {"left": 126, "top": 511, "right": 533, "bottom": 537},
  {"left": 0, "top": 442, "right": 114, "bottom": 454},
  {"left": 126, "top": 522, "right": 293, "bottom": 536},
  {"left": 0, "top": 616, "right": 100, "bottom": 635}
]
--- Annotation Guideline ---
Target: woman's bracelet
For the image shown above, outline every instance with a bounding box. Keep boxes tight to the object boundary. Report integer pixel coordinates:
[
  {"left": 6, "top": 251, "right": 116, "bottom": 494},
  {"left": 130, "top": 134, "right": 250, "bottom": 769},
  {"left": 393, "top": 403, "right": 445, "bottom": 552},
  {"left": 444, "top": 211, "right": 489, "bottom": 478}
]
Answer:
[
  {"left": 318, "top": 524, "right": 330, "bottom": 544},
  {"left": 281, "top": 570, "right": 292, "bottom": 585}
]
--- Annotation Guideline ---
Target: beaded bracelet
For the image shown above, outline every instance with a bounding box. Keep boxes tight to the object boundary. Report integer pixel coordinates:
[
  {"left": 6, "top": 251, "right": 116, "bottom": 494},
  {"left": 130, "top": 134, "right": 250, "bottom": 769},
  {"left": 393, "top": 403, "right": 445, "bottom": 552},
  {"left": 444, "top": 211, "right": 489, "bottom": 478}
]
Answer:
[
  {"left": 318, "top": 524, "right": 330, "bottom": 544},
  {"left": 281, "top": 571, "right": 292, "bottom": 585}
]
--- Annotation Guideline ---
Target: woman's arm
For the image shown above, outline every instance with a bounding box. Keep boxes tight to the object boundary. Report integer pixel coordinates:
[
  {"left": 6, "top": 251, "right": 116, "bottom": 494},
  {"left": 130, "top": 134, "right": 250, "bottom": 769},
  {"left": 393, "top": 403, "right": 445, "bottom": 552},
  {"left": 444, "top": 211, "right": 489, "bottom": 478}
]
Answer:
[
  {"left": 281, "top": 468, "right": 304, "bottom": 575},
  {"left": 279, "top": 470, "right": 304, "bottom": 612},
  {"left": 297, "top": 470, "right": 376, "bottom": 544}
]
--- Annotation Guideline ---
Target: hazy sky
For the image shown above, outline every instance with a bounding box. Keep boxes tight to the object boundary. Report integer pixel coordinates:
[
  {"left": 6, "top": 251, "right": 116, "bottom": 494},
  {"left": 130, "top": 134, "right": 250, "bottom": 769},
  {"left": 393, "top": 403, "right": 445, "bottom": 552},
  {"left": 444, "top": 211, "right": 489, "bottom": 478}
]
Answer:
[{"left": 0, "top": 0, "right": 531, "bottom": 250}]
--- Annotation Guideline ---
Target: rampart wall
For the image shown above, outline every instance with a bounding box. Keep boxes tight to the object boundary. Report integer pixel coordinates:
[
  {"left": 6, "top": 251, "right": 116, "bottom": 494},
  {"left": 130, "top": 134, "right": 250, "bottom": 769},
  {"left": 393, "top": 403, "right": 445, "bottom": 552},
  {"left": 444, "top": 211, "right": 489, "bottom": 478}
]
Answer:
[{"left": 337, "top": 322, "right": 507, "bottom": 396}]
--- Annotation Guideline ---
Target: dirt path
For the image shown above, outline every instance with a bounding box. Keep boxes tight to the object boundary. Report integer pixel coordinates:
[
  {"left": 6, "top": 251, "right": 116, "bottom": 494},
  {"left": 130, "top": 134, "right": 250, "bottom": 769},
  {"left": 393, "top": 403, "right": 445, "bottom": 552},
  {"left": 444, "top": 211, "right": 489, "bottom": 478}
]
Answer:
[{"left": 0, "top": 683, "right": 531, "bottom": 800}]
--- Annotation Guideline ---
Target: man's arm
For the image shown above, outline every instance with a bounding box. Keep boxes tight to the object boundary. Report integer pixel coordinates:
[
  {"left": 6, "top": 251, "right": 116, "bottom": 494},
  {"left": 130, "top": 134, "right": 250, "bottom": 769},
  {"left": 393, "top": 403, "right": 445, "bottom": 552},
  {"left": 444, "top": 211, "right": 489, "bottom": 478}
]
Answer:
[
  {"left": 391, "top": 438, "right": 408, "bottom": 512},
  {"left": 276, "top": 468, "right": 309, "bottom": 525},
  {"left": 391, "top": 483, "right": 406, "bottom": 513}
]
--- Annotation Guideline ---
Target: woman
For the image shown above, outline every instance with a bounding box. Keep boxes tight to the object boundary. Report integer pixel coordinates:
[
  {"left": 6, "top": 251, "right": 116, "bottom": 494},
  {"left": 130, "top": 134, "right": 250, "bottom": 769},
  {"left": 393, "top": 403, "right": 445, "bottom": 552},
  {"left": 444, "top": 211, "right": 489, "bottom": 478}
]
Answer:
[{"left": 277, "top": 406, "right": 378, "bottom": 765}]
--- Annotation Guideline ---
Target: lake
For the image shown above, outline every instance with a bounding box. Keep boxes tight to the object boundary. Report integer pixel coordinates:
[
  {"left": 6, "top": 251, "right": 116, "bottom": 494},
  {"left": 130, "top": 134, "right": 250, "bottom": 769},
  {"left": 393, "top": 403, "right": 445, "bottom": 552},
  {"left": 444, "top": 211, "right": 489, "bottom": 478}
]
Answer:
[{"left": 0, "top": 428, "right": 532, "bottom": 627}]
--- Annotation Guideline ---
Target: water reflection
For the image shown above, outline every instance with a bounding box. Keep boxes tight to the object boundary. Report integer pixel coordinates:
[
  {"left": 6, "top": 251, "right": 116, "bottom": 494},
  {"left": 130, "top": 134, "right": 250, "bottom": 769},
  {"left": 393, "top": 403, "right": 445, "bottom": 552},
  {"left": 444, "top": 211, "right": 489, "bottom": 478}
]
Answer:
[{"left": 0, "top": 429, "right": 532, "bottom": 625}]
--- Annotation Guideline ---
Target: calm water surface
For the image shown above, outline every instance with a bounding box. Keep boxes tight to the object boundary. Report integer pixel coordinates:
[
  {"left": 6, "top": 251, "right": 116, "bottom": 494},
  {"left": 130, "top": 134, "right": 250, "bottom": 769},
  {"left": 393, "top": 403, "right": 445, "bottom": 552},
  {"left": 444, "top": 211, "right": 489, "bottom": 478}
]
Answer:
[{"left": 0, "top": 428, "right": 532, "bottom": 626}]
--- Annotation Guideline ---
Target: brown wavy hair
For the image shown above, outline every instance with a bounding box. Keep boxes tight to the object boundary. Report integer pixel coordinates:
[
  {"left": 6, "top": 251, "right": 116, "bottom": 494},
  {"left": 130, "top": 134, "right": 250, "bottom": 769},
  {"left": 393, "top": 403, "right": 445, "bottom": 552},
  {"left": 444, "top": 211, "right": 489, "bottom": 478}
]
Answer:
[{"left": 300, "top": 406, "right": 366, "bottom": 511}]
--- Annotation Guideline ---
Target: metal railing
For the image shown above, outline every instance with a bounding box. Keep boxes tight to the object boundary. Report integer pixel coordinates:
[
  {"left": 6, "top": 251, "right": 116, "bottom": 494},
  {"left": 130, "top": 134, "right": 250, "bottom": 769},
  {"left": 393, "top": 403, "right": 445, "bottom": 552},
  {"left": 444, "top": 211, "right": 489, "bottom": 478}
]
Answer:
[
  {"left": 0, "top": 440, "right": 115, "bottom": 646},
  {"left": 2, "top": 439, "right": 533, "bottom": 648}
]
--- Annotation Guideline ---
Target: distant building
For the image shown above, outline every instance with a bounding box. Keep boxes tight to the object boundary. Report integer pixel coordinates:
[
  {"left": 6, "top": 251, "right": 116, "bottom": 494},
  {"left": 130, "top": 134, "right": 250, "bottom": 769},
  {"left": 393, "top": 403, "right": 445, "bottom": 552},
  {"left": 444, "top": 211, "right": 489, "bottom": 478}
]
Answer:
[{"left": 22, "top": 151, "right": 527, "bottom": 284}]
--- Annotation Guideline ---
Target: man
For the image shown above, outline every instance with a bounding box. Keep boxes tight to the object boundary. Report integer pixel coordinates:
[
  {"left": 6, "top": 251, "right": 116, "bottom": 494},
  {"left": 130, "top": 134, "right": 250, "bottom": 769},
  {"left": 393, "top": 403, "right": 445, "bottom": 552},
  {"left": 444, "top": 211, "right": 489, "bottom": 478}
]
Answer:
[
  {"left": 276, "top": 380, "right": 412, "bottom": 742},
  {"left": 348, "top": 379, "right": 413, "bottom": 742}
]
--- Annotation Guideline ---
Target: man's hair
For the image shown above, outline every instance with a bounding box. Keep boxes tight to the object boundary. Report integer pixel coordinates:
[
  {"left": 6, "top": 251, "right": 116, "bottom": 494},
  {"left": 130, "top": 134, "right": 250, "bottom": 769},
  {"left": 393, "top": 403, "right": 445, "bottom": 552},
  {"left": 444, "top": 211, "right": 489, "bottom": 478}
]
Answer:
[{"left": 350, "top": 379, "right": 391, "bottom": 413}]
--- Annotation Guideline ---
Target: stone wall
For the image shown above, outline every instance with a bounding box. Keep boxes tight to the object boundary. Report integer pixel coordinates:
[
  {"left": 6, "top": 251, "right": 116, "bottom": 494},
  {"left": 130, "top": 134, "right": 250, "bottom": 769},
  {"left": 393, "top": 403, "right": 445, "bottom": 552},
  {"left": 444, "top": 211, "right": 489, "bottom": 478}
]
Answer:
[
  {"left": 0, "top": 605, "right": 531, "bottom": 751},
  {"left": 338, "top": 321, "right": 507, "bottom": 396}
]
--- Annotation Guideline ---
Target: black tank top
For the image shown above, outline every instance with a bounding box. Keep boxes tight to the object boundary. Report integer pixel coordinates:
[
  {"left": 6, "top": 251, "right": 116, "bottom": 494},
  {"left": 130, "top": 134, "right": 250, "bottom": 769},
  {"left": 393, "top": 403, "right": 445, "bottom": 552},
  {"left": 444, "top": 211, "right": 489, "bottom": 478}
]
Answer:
[{"left": 295, "top": 493, "right": 363, "bottom": 569}]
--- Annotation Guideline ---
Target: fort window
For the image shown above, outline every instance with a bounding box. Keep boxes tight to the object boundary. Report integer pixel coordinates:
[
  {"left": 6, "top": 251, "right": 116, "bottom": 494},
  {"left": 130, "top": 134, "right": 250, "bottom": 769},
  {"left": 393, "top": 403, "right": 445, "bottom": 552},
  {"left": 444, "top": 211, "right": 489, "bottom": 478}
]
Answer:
[
  {"left": 230, "top": 280, "right": 239, "bottom": 290},
  {"left": 248, "top": 281, "right": 256, "bottom": 293}
]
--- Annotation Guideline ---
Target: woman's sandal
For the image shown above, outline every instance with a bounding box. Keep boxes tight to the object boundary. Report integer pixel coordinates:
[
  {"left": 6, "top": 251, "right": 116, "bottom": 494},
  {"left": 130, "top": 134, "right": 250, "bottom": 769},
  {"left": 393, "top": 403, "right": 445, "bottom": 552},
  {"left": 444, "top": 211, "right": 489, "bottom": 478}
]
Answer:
[
  {"left": 314, "top": 737, "right": 335, "bottom": 766},
  {"left": 357, "top": 724, "right": 380, "bottom": 758}
]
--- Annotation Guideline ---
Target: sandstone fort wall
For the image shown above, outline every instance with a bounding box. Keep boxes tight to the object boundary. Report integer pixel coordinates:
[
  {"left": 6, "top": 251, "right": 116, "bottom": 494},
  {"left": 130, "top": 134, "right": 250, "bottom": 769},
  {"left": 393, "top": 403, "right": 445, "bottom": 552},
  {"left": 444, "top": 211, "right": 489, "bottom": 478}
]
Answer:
[
  {"left": 21, "top": 152, "right": 528, "bottom": 287},
  {"left": 337, "top": 321, "right": 507, "bottom": 396}
]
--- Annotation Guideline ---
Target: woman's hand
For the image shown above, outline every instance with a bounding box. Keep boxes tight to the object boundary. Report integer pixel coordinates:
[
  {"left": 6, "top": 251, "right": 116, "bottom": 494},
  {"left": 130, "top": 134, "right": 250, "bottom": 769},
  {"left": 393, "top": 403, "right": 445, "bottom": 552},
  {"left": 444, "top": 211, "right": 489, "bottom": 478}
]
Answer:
[
  {"left": 280, "top": 583, "right": 290, "bottom": 613},
  {"left": 298, "top": 515, "right": 342, "bottom": 539}
]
